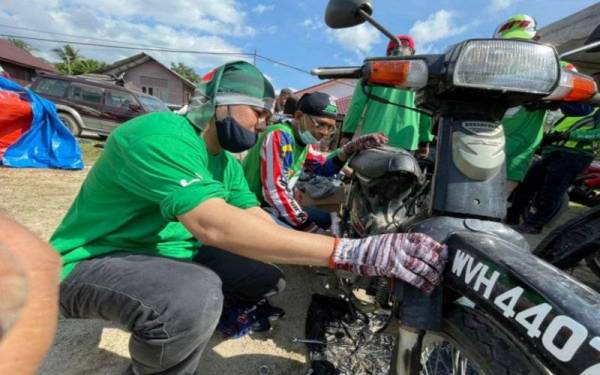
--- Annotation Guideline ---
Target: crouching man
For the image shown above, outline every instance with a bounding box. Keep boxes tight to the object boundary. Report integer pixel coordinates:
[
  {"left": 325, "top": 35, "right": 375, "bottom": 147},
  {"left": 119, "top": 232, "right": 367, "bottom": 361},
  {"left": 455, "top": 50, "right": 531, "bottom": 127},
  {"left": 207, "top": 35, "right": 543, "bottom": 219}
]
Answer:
[{"left": 51, "top": 61, "right": 447, "bottom": 375}]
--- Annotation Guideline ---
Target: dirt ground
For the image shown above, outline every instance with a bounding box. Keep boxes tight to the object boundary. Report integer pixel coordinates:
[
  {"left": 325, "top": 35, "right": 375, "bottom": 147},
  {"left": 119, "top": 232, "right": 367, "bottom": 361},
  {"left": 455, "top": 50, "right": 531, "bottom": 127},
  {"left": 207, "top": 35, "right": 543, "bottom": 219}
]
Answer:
[{"left": 1, "top": 139, "right": 598, "bottom": 375}]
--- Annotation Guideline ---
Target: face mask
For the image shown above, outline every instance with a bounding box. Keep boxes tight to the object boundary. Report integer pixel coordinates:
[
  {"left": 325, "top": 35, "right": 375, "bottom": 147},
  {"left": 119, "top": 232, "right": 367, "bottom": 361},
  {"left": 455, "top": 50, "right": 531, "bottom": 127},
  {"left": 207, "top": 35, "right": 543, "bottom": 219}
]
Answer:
[
  {"left": 298, "top": 116, "right": 320, "bottom": 145},
  {"left": 215, "top": 115, "right": 258, "bottom": 153}
]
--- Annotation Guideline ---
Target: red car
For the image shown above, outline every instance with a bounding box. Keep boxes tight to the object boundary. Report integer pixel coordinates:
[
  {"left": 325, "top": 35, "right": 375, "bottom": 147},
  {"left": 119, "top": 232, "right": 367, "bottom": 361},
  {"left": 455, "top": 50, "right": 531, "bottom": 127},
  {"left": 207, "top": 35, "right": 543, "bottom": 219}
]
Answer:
[{"left": 30, "top": 72, "right": 170, "bottom": 137}]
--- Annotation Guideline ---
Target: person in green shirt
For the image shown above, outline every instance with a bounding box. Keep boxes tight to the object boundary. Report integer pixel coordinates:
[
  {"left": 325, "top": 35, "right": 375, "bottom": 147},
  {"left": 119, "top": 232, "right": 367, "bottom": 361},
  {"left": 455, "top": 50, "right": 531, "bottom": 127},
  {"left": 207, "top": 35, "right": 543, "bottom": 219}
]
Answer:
[
  {"left": 340, "top": 35, "right": 433, "bottom": 157},
  {"left": 494, "top": 14, "right": 548, "bottom": 193},
  {"left": 50, "top": 60, "right": 447, "bottom": 374},
  {"left": 508, "top": 105, "right": 597, "bottom": 233}
]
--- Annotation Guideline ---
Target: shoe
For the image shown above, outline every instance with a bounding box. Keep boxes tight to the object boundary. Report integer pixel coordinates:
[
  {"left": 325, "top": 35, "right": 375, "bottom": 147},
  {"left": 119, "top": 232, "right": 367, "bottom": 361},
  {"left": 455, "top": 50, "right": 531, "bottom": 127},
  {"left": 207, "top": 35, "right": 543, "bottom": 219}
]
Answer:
[
  {"left": 256, "top": 299, "right": 285, "bottom": 321},
  {"left": 217, "top": 302, "right": 272, "bottom": 339},
  {"left": 512, "top": 222, "right": 542, "bottom": 234}
]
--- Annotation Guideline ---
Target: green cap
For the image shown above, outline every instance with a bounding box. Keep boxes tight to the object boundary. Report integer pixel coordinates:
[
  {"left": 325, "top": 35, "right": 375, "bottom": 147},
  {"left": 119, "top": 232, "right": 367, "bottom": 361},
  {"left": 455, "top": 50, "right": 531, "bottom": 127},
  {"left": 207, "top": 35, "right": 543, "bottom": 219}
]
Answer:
[
  {"left": 186, "top": 61, "right": 275, "bottom": 129},
  {"left": 494, "top": 14, "right": 537, "bottom": 40}
]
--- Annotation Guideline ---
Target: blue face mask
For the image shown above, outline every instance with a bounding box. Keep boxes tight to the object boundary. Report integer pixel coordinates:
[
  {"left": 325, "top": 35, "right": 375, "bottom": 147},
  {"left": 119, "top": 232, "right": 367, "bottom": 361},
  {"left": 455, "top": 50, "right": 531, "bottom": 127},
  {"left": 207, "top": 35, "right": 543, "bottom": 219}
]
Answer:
[
  {"left": 215, "top": 115, "right": 257, "bottom": 153},
  {"left": 298, "top": 116, "right": 320, "bottom": 145}
]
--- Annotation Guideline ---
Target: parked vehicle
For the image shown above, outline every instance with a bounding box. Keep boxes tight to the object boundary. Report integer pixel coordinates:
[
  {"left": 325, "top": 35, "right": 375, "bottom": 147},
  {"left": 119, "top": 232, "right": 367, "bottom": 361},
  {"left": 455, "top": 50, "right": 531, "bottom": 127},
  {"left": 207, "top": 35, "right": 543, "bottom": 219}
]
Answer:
[
  {"left": 314, "top": 1, "right": 600, "bottom": 374},
  {"left": 30, "top": 73, "right": 169, "bottom": 137},
  {"left": 570, "top": 161, "right": 600, "bottom": 206}
]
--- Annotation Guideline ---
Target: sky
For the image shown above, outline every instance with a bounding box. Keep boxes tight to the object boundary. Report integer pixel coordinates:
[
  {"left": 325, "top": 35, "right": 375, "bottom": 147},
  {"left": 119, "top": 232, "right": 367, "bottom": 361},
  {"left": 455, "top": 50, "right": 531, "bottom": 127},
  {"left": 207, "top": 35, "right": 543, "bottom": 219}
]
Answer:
[{"left": 0, "top": 0, "right": 597, "bottom": 93}]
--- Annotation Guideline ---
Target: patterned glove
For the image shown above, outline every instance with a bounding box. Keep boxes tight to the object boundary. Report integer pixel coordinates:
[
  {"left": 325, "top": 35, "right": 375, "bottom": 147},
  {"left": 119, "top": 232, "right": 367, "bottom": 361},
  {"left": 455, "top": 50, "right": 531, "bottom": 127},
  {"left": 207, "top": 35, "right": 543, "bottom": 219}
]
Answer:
[
  {"left": 329, "top": 233, "right": 448, "bottom": 293},
  {"left": 341, "top": 133, "right": 388, "bottom": 155}
]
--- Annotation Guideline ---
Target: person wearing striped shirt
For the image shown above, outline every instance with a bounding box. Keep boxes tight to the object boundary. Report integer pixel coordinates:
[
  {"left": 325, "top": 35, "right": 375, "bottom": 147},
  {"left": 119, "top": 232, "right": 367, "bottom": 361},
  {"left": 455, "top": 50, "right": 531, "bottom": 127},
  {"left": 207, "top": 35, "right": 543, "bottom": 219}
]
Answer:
[{"left": 243, "top": 91, "right": 388, "bottom": 233}]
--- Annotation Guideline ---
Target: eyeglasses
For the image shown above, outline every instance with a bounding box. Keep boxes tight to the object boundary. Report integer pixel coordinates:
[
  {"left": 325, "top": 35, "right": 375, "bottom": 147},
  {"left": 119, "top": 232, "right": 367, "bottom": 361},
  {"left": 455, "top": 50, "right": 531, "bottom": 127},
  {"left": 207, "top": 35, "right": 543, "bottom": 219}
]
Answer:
[{"left": 306, "top": 115, "right": 336, "bottom": 134}]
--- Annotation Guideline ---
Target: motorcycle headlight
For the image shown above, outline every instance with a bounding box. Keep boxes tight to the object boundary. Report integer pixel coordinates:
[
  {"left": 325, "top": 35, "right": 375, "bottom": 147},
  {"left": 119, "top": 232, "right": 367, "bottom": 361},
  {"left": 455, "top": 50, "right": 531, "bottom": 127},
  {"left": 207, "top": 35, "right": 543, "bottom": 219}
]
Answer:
[{"left": 453, "top": 40, "right": 559, "bottom": 95}]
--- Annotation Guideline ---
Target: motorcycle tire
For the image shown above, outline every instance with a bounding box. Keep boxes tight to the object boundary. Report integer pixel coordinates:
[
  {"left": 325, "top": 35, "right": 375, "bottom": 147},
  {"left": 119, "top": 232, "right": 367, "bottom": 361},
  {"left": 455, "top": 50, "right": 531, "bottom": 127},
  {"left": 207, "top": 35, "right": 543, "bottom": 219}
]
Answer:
[
  {"left": 533, "top": 206, "right": 600, "bottom": 269},
  {"left": 585, "top": 252, "right": 600, "bottom": 279},
  {"left": 417, "top": 305, "right": 542, "bottom": 375}
]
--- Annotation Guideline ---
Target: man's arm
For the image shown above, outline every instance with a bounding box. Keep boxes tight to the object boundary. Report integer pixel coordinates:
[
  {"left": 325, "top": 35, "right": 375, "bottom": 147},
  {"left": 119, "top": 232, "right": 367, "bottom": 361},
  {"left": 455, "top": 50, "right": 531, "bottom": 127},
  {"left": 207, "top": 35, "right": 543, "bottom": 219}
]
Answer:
[
  {"left": 179, "top": 198, "right": 448, "bottom": 292},
  {"left": 179, "top": 199, "right": 334, "bottom": 265},
  {"left": 0, "top": 213, "right": 61, "bottom": 375},
  {"left": 246, "top": 206, "right": 276, "bottom": 224}
]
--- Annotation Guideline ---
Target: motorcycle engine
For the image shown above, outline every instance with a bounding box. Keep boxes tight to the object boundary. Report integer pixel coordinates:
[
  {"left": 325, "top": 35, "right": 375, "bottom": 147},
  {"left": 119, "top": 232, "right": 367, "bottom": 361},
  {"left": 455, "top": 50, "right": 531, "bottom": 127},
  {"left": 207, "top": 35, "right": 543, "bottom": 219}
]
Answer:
[{"left": 346, "top": 147, "right": 427, "bottom": 236}]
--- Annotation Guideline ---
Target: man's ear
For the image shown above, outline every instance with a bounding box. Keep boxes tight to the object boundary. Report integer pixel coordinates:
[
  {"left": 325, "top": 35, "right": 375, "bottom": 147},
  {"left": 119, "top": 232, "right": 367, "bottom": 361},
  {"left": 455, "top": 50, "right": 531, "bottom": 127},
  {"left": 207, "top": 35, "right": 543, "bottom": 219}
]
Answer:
[{"left": 294, "top": 110, "right": 304, "bottom": 120}]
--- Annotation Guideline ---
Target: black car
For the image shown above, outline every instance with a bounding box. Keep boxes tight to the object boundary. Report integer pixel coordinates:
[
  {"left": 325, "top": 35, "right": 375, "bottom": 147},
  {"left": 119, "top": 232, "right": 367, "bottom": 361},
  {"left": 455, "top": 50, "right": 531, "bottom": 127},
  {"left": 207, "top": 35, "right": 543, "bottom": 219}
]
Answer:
[{"left": 31, "top": 73, "right": 170, "bottom": 137}]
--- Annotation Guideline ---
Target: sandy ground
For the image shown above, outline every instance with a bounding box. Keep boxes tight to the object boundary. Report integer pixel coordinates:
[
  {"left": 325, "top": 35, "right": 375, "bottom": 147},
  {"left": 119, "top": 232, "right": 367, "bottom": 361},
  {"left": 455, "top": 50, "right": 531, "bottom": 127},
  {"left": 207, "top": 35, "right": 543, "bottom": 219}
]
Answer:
[{"left": 1, "top": 140, "right": 598, "bottom": 375}]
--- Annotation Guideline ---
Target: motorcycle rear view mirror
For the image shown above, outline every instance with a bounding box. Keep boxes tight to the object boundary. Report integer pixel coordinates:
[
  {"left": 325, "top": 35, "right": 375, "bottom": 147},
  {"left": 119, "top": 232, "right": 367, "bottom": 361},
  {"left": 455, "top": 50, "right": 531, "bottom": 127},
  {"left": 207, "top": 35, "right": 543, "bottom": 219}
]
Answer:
[
  {"left": 324, "top": 0, "right": 372, "bottom": 28},
  {"left": 325, "top": 0, "right": 402, "bottom": 51}
]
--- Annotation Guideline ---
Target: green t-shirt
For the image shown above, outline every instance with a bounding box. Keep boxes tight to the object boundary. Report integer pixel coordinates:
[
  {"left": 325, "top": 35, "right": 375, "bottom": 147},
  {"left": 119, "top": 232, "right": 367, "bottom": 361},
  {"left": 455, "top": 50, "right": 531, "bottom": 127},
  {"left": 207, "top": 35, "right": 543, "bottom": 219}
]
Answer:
[
  {"left": 342, "top": 83, "right": 433, "bottom": 150},
  {"left": 502, "top": 106, "right": 547, "bottom": 182},
  {"left": 51, "top": 112, "right": 259, "bottom": 280}
]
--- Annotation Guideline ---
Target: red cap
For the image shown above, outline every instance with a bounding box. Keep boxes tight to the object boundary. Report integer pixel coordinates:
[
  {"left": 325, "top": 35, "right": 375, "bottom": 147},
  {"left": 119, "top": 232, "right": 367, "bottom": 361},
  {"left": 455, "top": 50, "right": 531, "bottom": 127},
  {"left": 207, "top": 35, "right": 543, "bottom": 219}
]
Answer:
[{"left": 386, "top": 35, "right": 415, "bottom": 55}]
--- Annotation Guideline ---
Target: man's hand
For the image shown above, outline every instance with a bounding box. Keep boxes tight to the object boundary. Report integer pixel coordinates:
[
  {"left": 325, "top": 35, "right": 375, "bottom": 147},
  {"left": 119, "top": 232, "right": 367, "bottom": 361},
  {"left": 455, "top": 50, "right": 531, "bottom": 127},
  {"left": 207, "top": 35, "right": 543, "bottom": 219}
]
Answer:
[
  {"left": 330, "top": 233, "right": 448, "bottom": 293},
  {"left": 0, "top": 214, "right": 61, "bottom": 375},
  {"left": 341, "top": 133, "right": 388, "bottom": 156}
]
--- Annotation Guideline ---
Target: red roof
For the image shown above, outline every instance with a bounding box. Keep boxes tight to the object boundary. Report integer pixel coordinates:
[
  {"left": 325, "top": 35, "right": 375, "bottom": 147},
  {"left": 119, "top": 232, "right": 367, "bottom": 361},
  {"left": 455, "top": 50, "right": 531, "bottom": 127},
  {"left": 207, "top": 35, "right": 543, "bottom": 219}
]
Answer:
[{"left": 0, "top": 40, "right": 57, "bottom": 72}]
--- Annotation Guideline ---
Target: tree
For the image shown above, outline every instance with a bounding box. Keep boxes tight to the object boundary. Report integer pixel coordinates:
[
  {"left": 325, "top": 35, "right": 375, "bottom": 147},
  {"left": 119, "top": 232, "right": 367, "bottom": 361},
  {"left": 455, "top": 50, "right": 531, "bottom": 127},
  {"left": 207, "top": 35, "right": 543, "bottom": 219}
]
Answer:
[
  {"left": 71, "top": 59, "right": 107, "bottom": 75},
  {"left": 171, "top": 62, "right": 200, "bottom": 83},
  {"left": 8, "top": 38, "right": 37, "bottom": 53},
  {"left": 52, "top": 44, "right": 81, "bottom": 75}
]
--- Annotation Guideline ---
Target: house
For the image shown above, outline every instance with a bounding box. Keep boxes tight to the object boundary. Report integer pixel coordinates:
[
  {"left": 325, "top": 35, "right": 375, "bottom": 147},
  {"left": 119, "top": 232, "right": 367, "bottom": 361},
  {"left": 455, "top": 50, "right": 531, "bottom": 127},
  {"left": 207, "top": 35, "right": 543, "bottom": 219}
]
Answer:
[
  {"left": 98, "top": 53, "right": 196, "bottom": 107},
  {"left": 294, "top": 79, "right": 357, "bottom": 114},
  {"left": 0, "top": 39, "right": 57, "bottom": 86},
  {"left": 539, "top": 2, "right": 600, "bottom": 75}
]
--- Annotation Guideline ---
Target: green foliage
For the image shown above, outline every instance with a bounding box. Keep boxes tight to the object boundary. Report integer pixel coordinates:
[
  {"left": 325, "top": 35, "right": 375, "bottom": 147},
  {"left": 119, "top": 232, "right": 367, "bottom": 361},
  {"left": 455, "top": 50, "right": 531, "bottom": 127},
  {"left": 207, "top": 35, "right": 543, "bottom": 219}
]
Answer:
[
  {"left": 52, "top": 44, "right": 106, "bottom": 75},
  {"left": 171, "top": 62, "right": 200, "bottom": 83},
  {"left": 8, "top": 38, "right": 37, "bottom": 53}
]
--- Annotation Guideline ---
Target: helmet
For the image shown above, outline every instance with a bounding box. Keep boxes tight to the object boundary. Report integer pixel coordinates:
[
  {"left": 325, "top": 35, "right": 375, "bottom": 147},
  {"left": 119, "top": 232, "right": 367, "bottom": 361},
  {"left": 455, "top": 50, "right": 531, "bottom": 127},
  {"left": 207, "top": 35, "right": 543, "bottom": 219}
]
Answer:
[
  {"left": 494, "top": 14, "right": 538, "bottom": 40},
  {"left": 560, "top": 61, "right": 577, "bottom": 72},
  {"left": 386, "top": 35, "right": 415, "bottom": 56}
]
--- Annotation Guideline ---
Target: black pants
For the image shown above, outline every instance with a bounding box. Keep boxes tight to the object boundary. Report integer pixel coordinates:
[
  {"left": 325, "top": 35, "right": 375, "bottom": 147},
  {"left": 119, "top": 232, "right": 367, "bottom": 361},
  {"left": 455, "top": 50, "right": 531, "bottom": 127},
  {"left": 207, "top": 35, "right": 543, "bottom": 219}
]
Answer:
[
  {"left": 60, "top": 247, "right": 285, "bottom": 375},
  {"left": 508, "top": 150, "right": 593, "bottom": 227}
]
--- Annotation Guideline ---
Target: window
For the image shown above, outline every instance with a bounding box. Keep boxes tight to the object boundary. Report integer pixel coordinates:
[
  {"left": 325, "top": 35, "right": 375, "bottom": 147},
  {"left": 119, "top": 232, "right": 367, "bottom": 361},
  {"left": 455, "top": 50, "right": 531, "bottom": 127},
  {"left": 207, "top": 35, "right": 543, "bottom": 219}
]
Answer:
[
  {"left": 137, "top": 95, "right": 169, "bottom": 112},
  {"left": 105, "top": 90, "right": 136, "bottom": 110},
  {"left": 35, "top": 78, "right": 70, "bottom": 97},
  {"left": 68, "top": 84, "right": 103, "bottom": 104}
]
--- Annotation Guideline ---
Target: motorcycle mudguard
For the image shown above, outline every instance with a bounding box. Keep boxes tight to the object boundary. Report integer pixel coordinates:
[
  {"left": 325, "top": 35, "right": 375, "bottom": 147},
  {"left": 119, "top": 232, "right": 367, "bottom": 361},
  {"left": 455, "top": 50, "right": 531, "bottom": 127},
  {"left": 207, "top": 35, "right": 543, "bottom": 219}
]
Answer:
[{"left": 445, "top": 232, "right": 600, "bottom": 375}]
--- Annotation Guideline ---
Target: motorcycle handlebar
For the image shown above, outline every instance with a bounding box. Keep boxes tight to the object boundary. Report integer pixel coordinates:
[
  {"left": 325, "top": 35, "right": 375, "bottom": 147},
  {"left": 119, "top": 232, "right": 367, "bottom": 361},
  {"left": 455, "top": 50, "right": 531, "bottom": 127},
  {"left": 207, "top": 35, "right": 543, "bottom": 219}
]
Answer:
[{"left": 310, "top": 66, "right": 363, "bottom": 79}]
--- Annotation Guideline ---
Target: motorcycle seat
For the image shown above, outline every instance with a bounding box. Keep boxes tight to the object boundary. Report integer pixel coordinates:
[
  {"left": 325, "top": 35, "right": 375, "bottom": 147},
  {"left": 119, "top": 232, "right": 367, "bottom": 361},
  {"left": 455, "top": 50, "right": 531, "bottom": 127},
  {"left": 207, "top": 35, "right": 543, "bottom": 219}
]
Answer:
[{"left": 350, "top": 146, "right": 422, "bottom": 180}]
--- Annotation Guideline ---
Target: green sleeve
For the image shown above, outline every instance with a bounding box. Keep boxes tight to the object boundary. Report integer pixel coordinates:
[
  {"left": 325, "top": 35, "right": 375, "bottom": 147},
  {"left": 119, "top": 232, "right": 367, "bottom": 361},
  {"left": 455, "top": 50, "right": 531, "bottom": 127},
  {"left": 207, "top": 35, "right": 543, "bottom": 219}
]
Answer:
[
  {"left": 117, "top": 135, "right": 227, "bottom": 220},
  {"left": 418, "top": 114, "right": 434, "bottom": 143},
  {"left": 342, "top": 83, "right": 368, "bottom": 133},
  {"left": 224, "top": 155, "right": 260, "bottom": 209},
  {"left": 569, "top": 127, "right": 600, "bottom": 141}
]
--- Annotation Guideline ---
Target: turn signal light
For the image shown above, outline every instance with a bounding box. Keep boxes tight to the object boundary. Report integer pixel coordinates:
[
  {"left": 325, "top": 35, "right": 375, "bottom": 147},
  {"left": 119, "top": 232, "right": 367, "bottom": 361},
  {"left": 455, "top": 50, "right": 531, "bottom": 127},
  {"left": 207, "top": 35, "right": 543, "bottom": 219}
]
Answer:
[{"left": 366, "top": 60, "right": 428, "bottom": 89}]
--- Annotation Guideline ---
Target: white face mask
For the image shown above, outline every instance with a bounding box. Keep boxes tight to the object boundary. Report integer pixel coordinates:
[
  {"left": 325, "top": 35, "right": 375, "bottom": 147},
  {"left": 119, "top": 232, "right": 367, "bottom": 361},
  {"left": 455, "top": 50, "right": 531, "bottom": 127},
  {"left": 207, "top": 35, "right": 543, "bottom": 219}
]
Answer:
[{"left": 298, "top": 116, "right": 320, "bottom": 144}]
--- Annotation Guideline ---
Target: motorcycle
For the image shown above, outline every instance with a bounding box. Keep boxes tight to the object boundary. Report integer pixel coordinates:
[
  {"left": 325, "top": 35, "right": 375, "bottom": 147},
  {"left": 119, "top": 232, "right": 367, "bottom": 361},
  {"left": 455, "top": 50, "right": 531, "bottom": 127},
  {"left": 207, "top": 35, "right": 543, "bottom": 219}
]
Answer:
[
  {"left": 570, "top": 161, "right": 600, "bottom": 207},
  {"left": 312, "top": 1, "right": 600, "bottom": 374}
]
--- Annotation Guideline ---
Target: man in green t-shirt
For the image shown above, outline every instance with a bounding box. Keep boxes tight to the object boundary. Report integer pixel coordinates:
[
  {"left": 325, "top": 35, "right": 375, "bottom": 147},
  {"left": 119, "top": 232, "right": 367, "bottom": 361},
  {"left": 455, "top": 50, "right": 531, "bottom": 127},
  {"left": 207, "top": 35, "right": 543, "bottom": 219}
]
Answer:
[
  {"left": 243, "top": 91, "right": 387, "bottom": 233},
  {"left": 340, "top": 35, "right": 433, "bottom": 157},
  {"left": 51, "top": 61, "right": 447, "bottom": 374}
]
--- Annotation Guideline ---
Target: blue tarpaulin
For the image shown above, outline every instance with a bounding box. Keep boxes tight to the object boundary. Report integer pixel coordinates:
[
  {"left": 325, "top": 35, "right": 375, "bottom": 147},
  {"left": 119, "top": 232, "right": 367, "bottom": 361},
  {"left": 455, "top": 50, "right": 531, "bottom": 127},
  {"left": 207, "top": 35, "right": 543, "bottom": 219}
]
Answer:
[{"left": 0, "top": 76, "right": 83, "bottom": 169}]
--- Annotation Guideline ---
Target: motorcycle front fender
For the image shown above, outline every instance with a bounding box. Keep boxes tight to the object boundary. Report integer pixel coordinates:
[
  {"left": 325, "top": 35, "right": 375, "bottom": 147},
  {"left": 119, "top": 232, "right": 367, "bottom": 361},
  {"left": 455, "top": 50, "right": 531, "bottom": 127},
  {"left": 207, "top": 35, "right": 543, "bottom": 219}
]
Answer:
[{"left": 444, "top": 232, "right": 600, "bottom": 375}]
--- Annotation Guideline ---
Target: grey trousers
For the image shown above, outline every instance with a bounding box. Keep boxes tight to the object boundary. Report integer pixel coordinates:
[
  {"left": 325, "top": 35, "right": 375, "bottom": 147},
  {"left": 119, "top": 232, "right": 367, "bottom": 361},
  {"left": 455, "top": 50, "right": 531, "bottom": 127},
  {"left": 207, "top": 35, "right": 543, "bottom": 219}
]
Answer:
[{"left": 60, "top": 247, "right": 285, "bottom": 374}]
